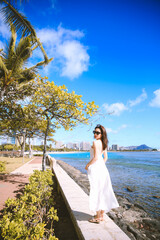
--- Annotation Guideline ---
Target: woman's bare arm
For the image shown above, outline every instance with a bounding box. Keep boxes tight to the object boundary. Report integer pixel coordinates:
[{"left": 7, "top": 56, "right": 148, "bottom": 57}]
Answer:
[
  {"left": 85, "top": 141, "right": 98, "bottom": 170},
  {"left": 103, "top": 149, "right": 108, "bottom": 163}
]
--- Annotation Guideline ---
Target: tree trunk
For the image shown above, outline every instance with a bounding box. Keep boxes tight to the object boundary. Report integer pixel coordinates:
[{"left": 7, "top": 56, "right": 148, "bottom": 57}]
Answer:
[
  {"left": 17, "top": 136, "right": 23, "bottom": 157},
  {"left": 29, "top": 137, "right": 33, "bottom": 158},
  {"left": 22, "top": 131, "right": 26, "bottom": 162},
  {"left": 20, "top": 145, "right": 23, "bottom": 157},
  {"left": 42, "top": 119, "right": 50, "bottom": 171}
]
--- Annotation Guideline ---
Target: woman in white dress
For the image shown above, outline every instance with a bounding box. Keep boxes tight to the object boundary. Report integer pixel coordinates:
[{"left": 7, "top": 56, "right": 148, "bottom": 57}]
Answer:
[{"left": 85, "top": 124, "right": 119, "bottom": 223}]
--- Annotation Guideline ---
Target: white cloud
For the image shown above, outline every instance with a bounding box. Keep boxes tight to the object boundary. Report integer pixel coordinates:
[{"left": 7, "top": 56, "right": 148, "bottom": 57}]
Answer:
[
  {"left": 128, "top": 89, "right": 147, "bottom": 107},
  {"left": 106, "top": 124, "right": 127, "bottom": 134},
  {"left": 37, "top": 26, "right": 84, "bottom": 45},
  {"left": 103, "top": 103, "right": 128, "bottom": 116},
  {"left": 119, "top": 124, "right": 127, "bottom": 130},
  {"left": 58, "top": 40, "right": 89, "bottom": 79},
  {"left": 149, "top": 89, "right": 160, "bottom": 108},
  {"left": 106, "top": 128, "right": 117, "bottom": 134},
  {"left": 103, "top": 89, "right": 148, "bottom": 117},
  {"left": 37, "top": 25, "right": 89, "bottom": 79},
  {"left": 0, "top": 13, "right": 10, "bottom": 39}
]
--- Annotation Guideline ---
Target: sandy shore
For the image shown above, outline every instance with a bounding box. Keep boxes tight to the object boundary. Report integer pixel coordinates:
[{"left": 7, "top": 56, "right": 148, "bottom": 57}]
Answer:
[{"left": 56, "top": 159, "right": 160, "bottom": 240}]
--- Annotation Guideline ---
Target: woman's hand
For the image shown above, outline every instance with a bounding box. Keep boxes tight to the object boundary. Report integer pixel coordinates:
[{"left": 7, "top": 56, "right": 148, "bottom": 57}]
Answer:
[{"left": 85, "top": 163, "right": 90, "bottom": 170}]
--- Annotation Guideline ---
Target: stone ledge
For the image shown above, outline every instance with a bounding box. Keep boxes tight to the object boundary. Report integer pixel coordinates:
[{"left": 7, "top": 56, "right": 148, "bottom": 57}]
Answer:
[{"left": 49, "top": 156, "right": 131, "bottom": 240}]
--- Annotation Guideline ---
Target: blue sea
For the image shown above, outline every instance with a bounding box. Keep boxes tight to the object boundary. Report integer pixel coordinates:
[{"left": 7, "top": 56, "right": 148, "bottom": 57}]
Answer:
[{"left": 50, "top": 151, "right": 160, "bottom": 218}]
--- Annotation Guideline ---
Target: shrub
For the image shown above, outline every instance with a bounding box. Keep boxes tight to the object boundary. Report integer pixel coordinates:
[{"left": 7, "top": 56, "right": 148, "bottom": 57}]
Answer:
[
  {"left": 0, "top": 169, "right": 58, "bottom": 239},
  {"left": 4, "top": 145, "right": 14, "bottom": 151},
  {"left": 0, "top": 161, "right": 6, "bottom": 172}
]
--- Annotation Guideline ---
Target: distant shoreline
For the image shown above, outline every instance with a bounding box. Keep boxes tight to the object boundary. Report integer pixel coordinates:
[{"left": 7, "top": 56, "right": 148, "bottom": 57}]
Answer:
[
  {"left": 32, "top": 150, "right": 159, "bottom": 155},
  {"left": 33, "top": 151, "right": 86, "bottom": 155},
  {"left": 48, "top": 151, "right": 85, "bottom": 154}
]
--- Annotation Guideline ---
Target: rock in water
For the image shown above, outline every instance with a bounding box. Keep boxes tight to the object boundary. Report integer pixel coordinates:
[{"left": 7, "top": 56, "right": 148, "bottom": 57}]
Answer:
[
  {"left": 153, "top": 195, "right": 160, "bottom": 199},
  {"left": 126, "top": 187, "right": 133, "bottom": 192}
]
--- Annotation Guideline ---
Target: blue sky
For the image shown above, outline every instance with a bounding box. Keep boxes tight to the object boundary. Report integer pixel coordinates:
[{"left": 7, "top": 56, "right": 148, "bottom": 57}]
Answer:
[{"left": 0, "top": 0, "right": 160, "bottom": 148}]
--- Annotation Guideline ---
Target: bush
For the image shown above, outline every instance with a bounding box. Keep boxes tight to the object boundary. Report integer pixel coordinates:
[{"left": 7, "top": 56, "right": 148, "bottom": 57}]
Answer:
[
  {"left": 4, "top": 145, "right": 14, "bottom": 151},
  {"left": 0, "top": 161, "right": 6, "bottom": 172},
  {"left": 0, "top": 169, "right": 59, "bottom": 239}
]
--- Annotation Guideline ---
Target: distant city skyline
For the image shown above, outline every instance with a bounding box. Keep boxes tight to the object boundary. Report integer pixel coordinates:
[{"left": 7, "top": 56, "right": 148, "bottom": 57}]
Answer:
[
  {"left": 54, "top": 140, "right": 91, "bottom": 151},
  {"left": 0, "top": 136, "right": 158, "bottom": 151}
]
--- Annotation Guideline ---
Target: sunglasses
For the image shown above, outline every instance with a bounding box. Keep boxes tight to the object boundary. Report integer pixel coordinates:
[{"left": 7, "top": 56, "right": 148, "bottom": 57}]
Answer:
[{"left": 93, "top": 131, "right": 101, "bottom": 135}]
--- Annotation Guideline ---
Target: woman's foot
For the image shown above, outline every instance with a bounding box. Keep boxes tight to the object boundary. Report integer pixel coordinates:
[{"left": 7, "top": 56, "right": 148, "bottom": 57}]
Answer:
[
  {"left": 93, "top": 215, "right": 104, "bottom": 221},
  {"left": 100, "top": 216, "right": 104, "bottom": 221},
  {"left": 88, "top": 217, "right": 101, "bottom": 224}
]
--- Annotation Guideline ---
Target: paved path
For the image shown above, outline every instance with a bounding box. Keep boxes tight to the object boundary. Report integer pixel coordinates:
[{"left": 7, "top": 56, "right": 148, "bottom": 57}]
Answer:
[
  {"left": 0, "top": 157, "right": 42, "bottom": 212},
  {"left": 11, "top": 157, "right": 42, "bottom": 175}
]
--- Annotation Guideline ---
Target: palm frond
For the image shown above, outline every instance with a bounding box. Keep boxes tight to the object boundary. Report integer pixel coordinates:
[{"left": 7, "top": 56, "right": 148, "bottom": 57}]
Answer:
[
  {"left": 0, "top": 1, "right": 26, "bottom": 4},
  {"left": 0, "top": 2, "right": 36, "bottom": 37},
  {"left": 1, "top": 2, "right": 51, "bottom": 63},
  {"left": 8, "top": 24, "right": 16, "bottom": 56},
  {"left": 6, "top": 53, "right": 23, "bottom": 75},
  {"left": 8, "top": 37, "right": 32, "bottom": 74},
  {"left": 36, "top": 38, "right": 52, "bottom": 63},
  {"left": 0, "top": 56, "right": 9, "bottom": 76},
  {"left": 22, "top": 58, "right": 53, "bottom": 73},
  {"left": 5, "top": 24, "right": 17, "bottom": 70},
  {"left": 19, "top": 69, "right": 36, "bottom": 83},
  {"left": 16, "top": 37, "right": 32, "bottom": 60}
]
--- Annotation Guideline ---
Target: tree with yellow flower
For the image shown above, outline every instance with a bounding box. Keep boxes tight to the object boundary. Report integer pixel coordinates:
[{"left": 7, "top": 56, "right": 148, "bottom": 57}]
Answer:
[{"left": 29, "top": 76, "right": 99, "bottom": 170}]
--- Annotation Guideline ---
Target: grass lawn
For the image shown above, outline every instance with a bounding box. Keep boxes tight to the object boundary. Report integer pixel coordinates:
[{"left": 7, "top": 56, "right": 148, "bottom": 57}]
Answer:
[{"left": 0, "top": 157, "right": 34, "bottom": 173}]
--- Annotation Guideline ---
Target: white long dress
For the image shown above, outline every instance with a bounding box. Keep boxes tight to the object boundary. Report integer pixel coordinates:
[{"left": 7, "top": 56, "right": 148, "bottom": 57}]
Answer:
[{"left": 88, "top": 147, "right": 119, "bottom": 214}]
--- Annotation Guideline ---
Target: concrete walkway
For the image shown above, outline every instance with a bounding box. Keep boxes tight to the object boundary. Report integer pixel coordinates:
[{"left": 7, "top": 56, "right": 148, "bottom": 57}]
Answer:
[
  {"left": 11, "top": 157, "right": 42, "bottom": 175},
  {"left": 51, "top": 158, "right": 131, "bottom": 240},
  {"left": 0, "top": 157, "right": 42, "bottom": 211}
]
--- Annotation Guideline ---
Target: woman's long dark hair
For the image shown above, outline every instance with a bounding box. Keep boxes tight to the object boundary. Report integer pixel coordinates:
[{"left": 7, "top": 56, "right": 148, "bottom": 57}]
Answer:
[{"left": 95, "top": 124, "right": 108, "bottom": 150}]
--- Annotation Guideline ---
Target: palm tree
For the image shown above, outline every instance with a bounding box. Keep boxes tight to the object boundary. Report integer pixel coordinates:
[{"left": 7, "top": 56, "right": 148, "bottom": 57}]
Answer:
[
  {"left": 0, "top": 25, "right": 49, "bottom": 99},
  {"left": 0, "top": 1, "right": 52, "bottom": 84}
]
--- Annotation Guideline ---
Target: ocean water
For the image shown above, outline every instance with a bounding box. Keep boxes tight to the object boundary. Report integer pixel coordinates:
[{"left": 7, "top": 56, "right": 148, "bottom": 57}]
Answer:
[{"left": 50, "top": 151, "right": 160, "bottom": 218}]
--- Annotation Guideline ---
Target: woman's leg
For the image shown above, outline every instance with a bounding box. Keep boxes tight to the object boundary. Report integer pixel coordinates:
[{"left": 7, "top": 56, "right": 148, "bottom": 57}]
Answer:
[
  {"left": 96, "top": 210, "right": 101, "bottom": 219},
  {"left": 100, "top": 210, "right": 104, "bottom": 220}
]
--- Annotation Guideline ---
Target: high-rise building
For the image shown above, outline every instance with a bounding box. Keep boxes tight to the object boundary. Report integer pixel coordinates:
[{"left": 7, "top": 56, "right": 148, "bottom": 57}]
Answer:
[
  {"left": 66, "top": 142, "right": 73, "bottom": 149},
  {"left": 72, "top": 142, "right": 80, "bottom": 150},
  {"left": 112, "top": 144, "right": 119, "bottom": 151},
  {"left": 80, "top": 141, "right": 91, "bottom": 151},
  {"left": 119, "top": 146, "right": 126, "bottom": 150}
]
